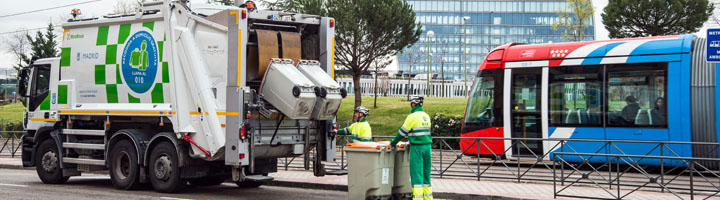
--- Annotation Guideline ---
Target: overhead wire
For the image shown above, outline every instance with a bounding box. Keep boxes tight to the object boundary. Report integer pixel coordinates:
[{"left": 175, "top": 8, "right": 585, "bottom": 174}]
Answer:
[{"left": 0, "top": 0, "right": 103, "bottom": 19}]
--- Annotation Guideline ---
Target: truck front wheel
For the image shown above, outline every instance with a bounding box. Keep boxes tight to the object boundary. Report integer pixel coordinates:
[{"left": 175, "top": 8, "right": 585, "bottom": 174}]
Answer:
[
  {"left": 148, "top": 141, "right": 185, "bottom": 193},
  {"left": 35, "top": 139, "right": 69, "bottom": 184},
  {"left": 109, "top": 140, "right": 141, "bottom": 190}
]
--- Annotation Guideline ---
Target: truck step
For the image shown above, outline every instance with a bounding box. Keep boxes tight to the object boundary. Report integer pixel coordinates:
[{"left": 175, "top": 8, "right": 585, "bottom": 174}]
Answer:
[
  {"left": 62, "top": 129, "right": 105, "bottom": 136},
  {"left": 63, "top": 143, "right": 105, "bottom": 150},
  {"left": 244, "top": 175, "right": 274, "bottom": 183},
  {"left": 63, "top": 157, "right": 105, "bottom": 166}
]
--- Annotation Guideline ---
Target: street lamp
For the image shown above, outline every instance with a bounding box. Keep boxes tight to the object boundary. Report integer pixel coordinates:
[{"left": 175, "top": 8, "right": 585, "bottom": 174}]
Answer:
[
  {"left": 426, "top": 30, "right": 434, "bottom": 97},
  {"left": 463, "top": 16, "right": 470, "bottom": 97}
]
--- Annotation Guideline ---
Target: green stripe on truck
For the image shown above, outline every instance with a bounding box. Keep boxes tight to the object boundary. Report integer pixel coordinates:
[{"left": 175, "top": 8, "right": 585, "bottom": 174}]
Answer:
[
  {"left": 128, "top": 94, "right": 140, "bottom": 103},
  {"left": 106, "top": 84, "right": 118, "bottom": 103},
  {"left": 61, "top": 48, "right": 71, "bottom": 67},
  {"left": 118, "top": 24, "right": 131, "bottom": 44},
  {"left": 105, "top": 45, "right": 117, "bottom": 65},
  {"left": 142, "top": 21, "right": 154, "bottom": 31},
  {"left": 58, "top": 85, "right": 68, "bottom": 104},
  {"left": 96, "top": 26, "right": 109, "bottom": 46},
  {"left": 94, "top": 65, "right": 105, "bottom": 84},
  {"left": 151, "top": 83, "right": 163, "bottom": 103}
]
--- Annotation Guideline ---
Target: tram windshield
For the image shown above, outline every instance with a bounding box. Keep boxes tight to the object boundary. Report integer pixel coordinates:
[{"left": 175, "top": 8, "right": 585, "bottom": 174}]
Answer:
[{"left": 464, "top": 70, "right": 502, "bottom": 128}]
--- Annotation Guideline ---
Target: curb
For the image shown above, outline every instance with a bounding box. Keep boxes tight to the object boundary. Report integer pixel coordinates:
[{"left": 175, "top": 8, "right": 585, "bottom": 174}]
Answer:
[
  {"left": 0, "top": 163, "right": 31, "bottom": 170},
  {"left": 0, "top": 163, "right": 523, "bottom": 200}
]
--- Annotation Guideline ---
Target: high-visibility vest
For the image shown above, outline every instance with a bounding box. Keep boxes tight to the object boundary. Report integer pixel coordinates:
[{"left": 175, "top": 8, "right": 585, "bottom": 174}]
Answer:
[
  {"left": 392, "top": 107, "right": 432, "bottom": 145},
  {"left": 338, "top": 118, "right": 372, "bottom": 142}
]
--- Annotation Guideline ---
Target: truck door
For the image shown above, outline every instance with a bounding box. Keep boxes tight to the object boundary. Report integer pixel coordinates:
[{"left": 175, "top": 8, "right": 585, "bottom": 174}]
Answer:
[{"left": 28, "top": 64, "right": 51, "bottom": 112}]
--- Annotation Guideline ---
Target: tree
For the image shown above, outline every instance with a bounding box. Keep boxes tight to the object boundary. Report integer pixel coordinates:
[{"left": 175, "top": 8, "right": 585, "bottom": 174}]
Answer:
[
  {"left": 3, "top": 29, "right": 30, "bottom": 70},
  {"left": 208, "top": 0, "right": 234, "bottom": 6},
  {"left": 113, "top": 0, "right": 144, "bottom": 15},
  {"left": 268, "top": 0, "right": 421, "bottom": 107},
  {"left": 13, "top": 24, "right": 60, "bottom": 70},
  {"left": 402, "top": 45, "right": 423, "bottom": 100},
  {"left": 551, "top": 0, "right": 593, "bottom": 42},
  {"left": 371, "top": 60, "right": 387, "bottom": 108},
  {"left": 602, "top": 0, "right": 714, "bottom": 38},
  {"left": 259, "top": 0, "right": 326, "bottom": 14}
]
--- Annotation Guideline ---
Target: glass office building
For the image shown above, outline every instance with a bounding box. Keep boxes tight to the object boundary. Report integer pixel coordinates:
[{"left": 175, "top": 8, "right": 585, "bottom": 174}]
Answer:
[{"left": 399, "top": 0, "right": 595, "bottom": 81}]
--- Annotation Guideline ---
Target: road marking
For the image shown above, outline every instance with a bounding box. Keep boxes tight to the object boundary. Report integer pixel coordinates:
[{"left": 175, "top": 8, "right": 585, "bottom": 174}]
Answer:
[
  {"left": 0, "top": 183, "right": 29, "bottom": 187},
  {"left": 159, "top": 197, "right": 193, "bottom": 200}
]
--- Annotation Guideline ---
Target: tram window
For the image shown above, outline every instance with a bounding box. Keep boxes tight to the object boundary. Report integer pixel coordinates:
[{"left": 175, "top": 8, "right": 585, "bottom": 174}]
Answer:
[
  {"left": 549, "top": 66, "right": 603, "bottom": 126},
  {"left": 606, "top": 64, "right": 667, "bottom": 127}
]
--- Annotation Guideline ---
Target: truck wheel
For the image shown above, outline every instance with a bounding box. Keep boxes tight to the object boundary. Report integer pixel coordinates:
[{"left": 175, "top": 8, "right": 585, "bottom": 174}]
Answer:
[
  {"left": 109, "top": 140, "right": 141, "bottom": 190},
  {"left": 35, "top": 139, "right": 69, "bottom": 184},
  {"left": 188, "top": 176, "right": 226, "bottom": 186},
  {"left": 148, "top": 141, "right": 185, "bottom": 193}
]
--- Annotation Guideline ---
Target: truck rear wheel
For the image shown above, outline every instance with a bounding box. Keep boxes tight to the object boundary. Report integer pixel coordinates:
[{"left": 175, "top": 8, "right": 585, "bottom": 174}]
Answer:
[
  {"left": 109, "top": 140, "right": 141, "bottom": 190},
  {"left": 148, "top": 141, "right": 185, "bottom": 193},
  {"left": 35, "top": 139, "right": 69, "bottom": 184}
]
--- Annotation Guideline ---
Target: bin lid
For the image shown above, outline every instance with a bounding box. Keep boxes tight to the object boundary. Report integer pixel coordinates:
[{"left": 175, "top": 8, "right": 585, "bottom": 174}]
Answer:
[
  {"left": 378, "top": 141, "right": 407, "bottom": 149},
  {"left": 346, "top": 142, "right": 387, "bottom": 150}
]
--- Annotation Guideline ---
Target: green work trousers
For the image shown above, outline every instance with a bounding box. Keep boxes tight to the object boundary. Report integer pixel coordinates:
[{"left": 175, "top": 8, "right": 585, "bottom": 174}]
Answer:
[{"left": 409, "top": 144, "right": 432, "bottom": 200}]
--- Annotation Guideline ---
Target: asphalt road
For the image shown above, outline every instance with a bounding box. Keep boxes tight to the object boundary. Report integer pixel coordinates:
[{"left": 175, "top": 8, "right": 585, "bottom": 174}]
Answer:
[{"left": 0, "top": 168, "right": 348, "bottom": 200}]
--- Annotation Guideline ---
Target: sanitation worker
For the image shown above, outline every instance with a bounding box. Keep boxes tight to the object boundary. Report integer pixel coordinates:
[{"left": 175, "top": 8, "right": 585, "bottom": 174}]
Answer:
[
  {"left": 337, "top": 106, "right": 372, "bottom": 142},
  {"left": 391, "top": 96, "right": 432, "bottom": 200}
]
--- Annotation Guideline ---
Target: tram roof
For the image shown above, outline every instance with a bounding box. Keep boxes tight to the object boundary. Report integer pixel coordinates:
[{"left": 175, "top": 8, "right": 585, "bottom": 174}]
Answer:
[{"left": 480, "top": 34, "right": 695, "bottom": 70}]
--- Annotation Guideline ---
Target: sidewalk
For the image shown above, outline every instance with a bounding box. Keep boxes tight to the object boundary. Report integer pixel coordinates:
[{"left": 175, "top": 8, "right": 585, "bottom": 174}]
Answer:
[{"left": 0, "top": 156, "right": 703, "bottom": 200}]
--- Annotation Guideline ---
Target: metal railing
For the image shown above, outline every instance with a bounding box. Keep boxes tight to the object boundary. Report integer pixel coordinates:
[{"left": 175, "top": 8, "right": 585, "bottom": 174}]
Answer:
[
  {"left": 0, "top": 131, "right": 23, "bottom": 157},
  {"left": 279, "top": 136, "right": 720, "bottom": 199}
]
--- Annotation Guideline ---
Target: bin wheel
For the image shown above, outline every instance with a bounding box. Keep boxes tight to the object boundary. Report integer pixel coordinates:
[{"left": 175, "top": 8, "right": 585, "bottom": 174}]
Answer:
[{"left": 35, "top": 139, "right": 69, "bottom": 184}]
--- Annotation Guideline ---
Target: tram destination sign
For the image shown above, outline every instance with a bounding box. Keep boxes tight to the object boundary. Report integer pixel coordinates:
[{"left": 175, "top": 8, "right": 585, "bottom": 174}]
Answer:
[{"left": 708, "top": 28, "right": 720, "bottom": 62}]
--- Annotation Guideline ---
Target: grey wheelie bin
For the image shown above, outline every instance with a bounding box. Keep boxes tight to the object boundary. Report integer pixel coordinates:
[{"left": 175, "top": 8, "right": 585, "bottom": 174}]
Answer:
[
  {"left": 345, "top": 142, "right": 395, "bottom": 200},
  {"left": 391, "top": 142, "right": 412, "bottom": 199}
]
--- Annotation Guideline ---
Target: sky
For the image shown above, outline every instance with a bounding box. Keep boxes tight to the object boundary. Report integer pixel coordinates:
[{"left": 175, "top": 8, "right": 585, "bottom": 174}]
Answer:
[{"left": 0, "top": 0, "right": 651, "bottom": 71}]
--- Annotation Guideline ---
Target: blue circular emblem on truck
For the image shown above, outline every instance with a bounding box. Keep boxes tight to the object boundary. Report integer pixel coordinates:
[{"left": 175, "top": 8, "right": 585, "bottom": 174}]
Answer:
[{"left": 121, "top": 31, "right": 158, "bottom": 94}]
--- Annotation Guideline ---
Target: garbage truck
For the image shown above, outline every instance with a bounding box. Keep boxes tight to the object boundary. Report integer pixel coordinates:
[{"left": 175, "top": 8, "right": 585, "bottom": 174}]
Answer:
[{"left": 16, "top": 0, "right": 345, "bottom": 193}]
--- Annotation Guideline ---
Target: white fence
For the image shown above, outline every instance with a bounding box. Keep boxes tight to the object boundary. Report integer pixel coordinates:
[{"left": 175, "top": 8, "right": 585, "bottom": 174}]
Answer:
[{"left": 336, "top": 77, "right": 470, "bottom": 98}]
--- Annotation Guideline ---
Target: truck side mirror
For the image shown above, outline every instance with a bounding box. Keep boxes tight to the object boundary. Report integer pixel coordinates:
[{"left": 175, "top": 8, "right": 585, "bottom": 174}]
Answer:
[{"left": 17, "top": 67, "right": 29, "bottom": 98}]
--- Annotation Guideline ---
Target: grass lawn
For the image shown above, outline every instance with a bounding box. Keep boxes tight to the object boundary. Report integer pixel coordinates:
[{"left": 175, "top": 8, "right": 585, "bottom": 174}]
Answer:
[
  {"left": 337, "top": 96, "right": 467, "bottom": 136},
  {"left": 0, "top": 103, "right": 24, "bottom": 124},
  {"left": 0, "top": 99, "right": 469, "bottom": 135}
]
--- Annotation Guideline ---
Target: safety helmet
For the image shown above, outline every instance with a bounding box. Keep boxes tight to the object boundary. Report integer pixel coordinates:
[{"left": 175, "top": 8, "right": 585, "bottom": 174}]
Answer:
[
  {"left": 354, "top": 106, "right": 369, "bottom": 116},
  {"left": 409, "top": 96, "right": 424, "bottom": 107}
]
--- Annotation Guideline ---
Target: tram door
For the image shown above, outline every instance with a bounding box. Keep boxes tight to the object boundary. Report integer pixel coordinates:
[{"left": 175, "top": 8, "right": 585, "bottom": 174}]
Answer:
[{"left": 510, "top": 68, "right": 543, "bottom": 156}]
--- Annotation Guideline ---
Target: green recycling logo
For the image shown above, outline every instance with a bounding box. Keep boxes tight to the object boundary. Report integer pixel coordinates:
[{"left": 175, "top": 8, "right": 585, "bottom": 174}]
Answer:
[{"left": 121, "top": 31, "right": 158, "bottom": 94}]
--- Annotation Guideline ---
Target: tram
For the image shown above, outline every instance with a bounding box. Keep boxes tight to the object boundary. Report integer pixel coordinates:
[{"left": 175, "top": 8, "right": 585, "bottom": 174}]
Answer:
[{"left": 460, "top": 34, "right": 719, "bottom": 167}]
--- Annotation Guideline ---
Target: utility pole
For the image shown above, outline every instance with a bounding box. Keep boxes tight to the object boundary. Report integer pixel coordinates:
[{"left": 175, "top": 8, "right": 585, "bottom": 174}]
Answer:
[
  {"left": 426, "top": 30, "right": 434, "bottom": 97},
  {"left": 440, "top": 55, "right": 444, "bottom": 97},
  {"left": 463, "top": 16, "right": 470, "bottom": 97}
]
